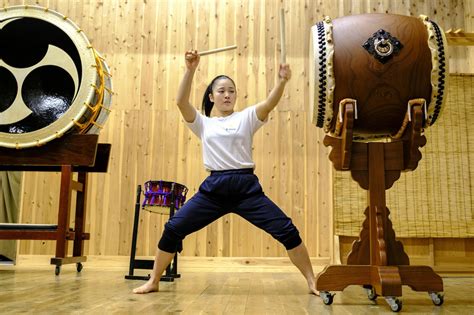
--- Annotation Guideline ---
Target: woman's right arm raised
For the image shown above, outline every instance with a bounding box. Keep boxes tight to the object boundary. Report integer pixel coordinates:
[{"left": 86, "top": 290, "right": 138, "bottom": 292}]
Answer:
[{"left": 176, "top": 50, "right": 200, "bottom": 123}]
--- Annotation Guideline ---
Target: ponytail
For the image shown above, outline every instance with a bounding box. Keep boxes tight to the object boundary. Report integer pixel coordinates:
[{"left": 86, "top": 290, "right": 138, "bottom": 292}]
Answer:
[
  {"left": 201, "top": 83, "right": 214, "bottom": 117},
  {"left": 201, "top": 75, "right": 236, "bottom": 117}
]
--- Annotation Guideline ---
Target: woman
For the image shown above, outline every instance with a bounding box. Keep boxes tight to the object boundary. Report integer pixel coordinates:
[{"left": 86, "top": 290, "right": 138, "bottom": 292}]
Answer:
[{"left": 133, "top": 50, "right": 318, "bottom": 295}]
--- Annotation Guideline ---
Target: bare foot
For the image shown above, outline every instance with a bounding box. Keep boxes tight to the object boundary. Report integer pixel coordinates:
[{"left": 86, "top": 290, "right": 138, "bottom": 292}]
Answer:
[
  {"left": 308, "top": 279, "right": 320, "bottom": 296},
  {"left": 310, "top": 288, "right": 320, "bottom": 296},
  {"left": 308, "top": 285, "right": 320, "bottom": 296},
  {"left": 133, "top": 280, "right": 159, "bottom": 294}
]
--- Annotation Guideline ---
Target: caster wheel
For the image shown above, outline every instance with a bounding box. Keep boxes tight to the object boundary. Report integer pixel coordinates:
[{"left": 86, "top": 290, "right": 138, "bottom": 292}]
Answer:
[
  {"left": 391, "top": 299, "right": 402, "bottom": 312},
  {"left": 429, "top": 292, "right": 444, "bottom": 306},
  {"left": 321, "top": 291, "right": 334, "bottom": 305},
  {"left": 366, "top": 287, "right": 378, "bottom": 301},
  {"left": 55, "top": 265, "right": 61, "bottom": 276},
  {"left": 385, "top": 297, "right": 402, "bottom": 312},
  {"left": 76, "top": 262, "right": 83, "bottom": 273}
]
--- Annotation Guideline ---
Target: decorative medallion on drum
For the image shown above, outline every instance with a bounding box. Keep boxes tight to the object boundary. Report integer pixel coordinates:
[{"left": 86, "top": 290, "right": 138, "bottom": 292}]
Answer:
[
  {"left": 362, "top": 29, "right": 403, "bottom": 64},
  {"left": 0, "top": 16, "right": 81, "bottom": 133}
]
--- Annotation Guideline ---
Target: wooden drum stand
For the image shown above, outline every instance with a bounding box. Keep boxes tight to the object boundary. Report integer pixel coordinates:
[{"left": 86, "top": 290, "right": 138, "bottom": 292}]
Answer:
[
  {"left": 0, "top": 134, "right": 110, "bottom": 275},
  {"left": 316, "top": 101, "right": 444, "bottom": 312}
]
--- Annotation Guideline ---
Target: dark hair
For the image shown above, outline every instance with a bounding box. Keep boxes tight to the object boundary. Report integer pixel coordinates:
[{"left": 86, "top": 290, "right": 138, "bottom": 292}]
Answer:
[{"left": 201, "top": 75, "right": 236, "bottom": 117}]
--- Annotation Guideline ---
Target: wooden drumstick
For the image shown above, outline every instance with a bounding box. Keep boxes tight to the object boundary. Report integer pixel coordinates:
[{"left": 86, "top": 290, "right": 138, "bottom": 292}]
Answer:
[
  {"left": 198, "top": 45, "right": 237, "bottom": 56},
  {"left": 280, "top": 8, "right": 286, "bottom": 64}
]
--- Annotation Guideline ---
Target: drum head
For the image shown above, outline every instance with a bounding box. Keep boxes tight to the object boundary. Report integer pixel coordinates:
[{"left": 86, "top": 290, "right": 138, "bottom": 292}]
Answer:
[{"left": 0, "top": 5, "right": 98, "bottom": 148}]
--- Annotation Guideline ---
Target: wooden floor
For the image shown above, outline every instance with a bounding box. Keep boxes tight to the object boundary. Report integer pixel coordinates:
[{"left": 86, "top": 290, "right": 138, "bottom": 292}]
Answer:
[{"left": 1, "top": 256, "right": 473, "bottom": 314}]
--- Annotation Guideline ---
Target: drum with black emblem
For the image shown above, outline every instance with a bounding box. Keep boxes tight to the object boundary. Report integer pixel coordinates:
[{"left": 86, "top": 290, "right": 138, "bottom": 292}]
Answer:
[
  {"left": 309, "top": 14, "right": 448, "bottom": 139},
  {"left": 0, "top": 5, "right": 112, "bottom": 148}
]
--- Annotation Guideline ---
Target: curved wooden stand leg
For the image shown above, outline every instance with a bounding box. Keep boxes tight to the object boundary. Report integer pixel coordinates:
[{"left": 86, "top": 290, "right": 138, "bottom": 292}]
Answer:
[
  {"left": 317, "top": 265, "right": 371, "bottom": 291},
  {"left": 372, "top": 266, "right": 402, "bottom": 297},
  {"left": 398, "top": 266, "right": 443, "bottom": 292}
]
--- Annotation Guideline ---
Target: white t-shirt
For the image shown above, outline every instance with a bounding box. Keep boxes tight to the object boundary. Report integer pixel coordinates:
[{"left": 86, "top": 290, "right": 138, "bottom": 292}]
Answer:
[{"left": 186, "top": 105, "right": 266, "bottom": 171}]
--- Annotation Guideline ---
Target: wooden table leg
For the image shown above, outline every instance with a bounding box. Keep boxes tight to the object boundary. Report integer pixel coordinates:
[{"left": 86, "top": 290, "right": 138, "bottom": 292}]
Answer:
[
  {"left": 55, "top": 165, "right": 73, "bottom": 259},
  {"left": 73, "top": 172, "right": 88, "bottom": 258}
]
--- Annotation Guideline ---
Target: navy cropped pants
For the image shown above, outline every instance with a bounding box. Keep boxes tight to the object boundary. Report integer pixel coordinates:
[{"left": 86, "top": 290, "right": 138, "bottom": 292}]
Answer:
[{"left": 158, "top": 168, "right": 302, "bottom": 253}]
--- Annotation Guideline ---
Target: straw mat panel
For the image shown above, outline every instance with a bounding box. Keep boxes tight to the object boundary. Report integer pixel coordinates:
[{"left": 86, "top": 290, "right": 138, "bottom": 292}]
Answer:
[{"left": 334, "top": 74, "right": 474, "bottom": 238}]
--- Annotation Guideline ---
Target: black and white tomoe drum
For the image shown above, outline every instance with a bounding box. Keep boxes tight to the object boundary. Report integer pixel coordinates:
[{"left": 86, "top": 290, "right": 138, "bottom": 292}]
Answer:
[{"left": 0, "top": 5, "right": 112, "bottom": 148}]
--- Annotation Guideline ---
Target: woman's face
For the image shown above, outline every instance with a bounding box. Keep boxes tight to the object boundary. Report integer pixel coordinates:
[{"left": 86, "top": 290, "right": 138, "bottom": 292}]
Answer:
[{"left": 209, "top": 78, "right": 236, "bottom": 116}]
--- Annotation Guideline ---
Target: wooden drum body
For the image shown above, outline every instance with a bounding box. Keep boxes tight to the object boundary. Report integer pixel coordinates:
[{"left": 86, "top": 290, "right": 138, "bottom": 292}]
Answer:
[
  {"left": 0, "top": 5, "right": 112, "bottom": 148},
  {"left": 310, "top": 14, "right": 448, "bottom": 139}
]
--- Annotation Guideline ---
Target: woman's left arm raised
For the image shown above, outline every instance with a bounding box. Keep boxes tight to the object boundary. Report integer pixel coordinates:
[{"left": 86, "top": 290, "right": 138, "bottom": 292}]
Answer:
[{"left": 255, "top": 64, "right": 291, "bottom": 121}]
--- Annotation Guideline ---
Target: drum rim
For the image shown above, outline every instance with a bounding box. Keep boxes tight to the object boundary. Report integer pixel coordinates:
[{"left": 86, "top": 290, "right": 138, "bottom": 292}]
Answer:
[
  {"left": 309, "top": 17, "right": 335, "bottom": 133},
  {"left": 0, "top": 5, "right": 98, "bottom": 148},
  {"left": 144, "top": 180, "right": 187, "bottom": 189},
  {"left": 419, "top": 15, "right": 448, "bottom": 127},
  {"left": 85, "top": 57, "right": 113, "bottom": 134}
]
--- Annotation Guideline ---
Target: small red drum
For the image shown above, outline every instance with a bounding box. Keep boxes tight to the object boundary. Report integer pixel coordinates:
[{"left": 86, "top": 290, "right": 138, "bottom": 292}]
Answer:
[
  {"left": 310, "top": 14, "right": 448, "bottom": 139},
  {"left": 142, "top": 181, "right": 188, "bottom": 215}
]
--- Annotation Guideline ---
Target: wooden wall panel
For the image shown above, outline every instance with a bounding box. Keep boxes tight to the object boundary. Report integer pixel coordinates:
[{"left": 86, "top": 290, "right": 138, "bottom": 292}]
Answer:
[{"left": 2, "top": 0, "right": 471, "bottom": 262}]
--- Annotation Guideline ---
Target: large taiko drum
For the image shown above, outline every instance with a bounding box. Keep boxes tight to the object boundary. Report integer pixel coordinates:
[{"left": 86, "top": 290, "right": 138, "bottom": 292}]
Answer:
[
  {"left": 309, "top": 14, "right": 448, "bottom": 139},
  {"left": 0, "top": 5, "right": 112, "bottom": 148}
]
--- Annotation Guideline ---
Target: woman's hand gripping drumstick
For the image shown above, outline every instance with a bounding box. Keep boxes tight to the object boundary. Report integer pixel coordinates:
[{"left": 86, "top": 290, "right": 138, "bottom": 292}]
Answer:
[
  {"left": 255, "top": 63, "right": 291, "bottom": 121},
  {"left": 177, "top": 50, "right": 201, "bottom": 123},
  {"left": 184, "top": 50, "right": 200, "bottom": 71},
  {"left": 185, "top": 45, "right": 237, "bottom": 60}
]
